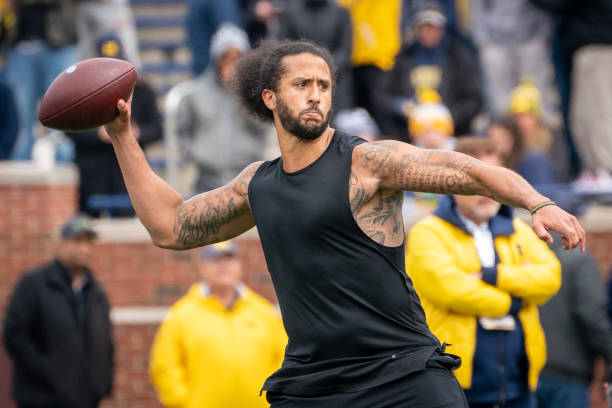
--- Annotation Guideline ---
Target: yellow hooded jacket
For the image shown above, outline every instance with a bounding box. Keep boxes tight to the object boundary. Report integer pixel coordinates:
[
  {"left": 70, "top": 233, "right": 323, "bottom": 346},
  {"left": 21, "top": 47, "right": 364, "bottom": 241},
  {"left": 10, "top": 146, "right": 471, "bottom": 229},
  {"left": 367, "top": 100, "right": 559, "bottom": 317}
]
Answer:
[
  {"left": 149, "top": 283, "right": 287, "bottom": 408},
  {"left": 405, "top": 203, "right": 560, "bottom": 391}
]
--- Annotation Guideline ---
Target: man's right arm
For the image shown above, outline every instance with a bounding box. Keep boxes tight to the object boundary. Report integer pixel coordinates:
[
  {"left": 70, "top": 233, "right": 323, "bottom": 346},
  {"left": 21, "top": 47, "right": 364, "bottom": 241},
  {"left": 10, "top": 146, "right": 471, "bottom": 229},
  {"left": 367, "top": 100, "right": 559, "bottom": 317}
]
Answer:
[{"left": 105, "top": 98, "right": 259, "bottom": 249}]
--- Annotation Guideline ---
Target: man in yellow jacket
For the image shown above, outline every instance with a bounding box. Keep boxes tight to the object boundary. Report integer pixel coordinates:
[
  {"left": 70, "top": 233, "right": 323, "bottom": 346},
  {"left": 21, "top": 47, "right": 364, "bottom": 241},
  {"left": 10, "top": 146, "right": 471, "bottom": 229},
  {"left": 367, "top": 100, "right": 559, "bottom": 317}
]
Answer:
[
  {"left": 149, "top": 240, "right": 287, "bottom": 408},
  {"left": 406, "top": 137, "right": 561, "bottom": 408}
]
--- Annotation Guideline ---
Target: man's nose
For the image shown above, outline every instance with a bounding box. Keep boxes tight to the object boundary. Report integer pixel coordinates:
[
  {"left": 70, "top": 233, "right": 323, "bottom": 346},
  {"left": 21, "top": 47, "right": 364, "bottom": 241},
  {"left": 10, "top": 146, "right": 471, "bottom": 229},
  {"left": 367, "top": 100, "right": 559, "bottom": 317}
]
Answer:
[{"left": 307, "top": 85, "right": 321, "bottom": 104}]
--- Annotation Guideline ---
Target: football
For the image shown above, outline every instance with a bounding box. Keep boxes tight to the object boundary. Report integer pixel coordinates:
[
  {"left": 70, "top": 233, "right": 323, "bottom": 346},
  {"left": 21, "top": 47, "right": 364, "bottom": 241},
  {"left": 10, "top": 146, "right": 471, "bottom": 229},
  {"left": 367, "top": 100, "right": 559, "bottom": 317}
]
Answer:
[{"left": 39, "top": 58, "right": 137, "bottom": 131}]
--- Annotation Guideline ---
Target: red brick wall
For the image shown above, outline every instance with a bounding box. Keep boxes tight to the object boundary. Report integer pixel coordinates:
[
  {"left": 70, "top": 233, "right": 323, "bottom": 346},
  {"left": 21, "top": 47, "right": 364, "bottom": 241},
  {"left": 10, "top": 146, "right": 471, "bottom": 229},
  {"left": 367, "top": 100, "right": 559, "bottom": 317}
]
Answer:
[
  {"left": 2, "top": 175, "right": 612, "bottom": 408},
  {"left": 0, "top": 177, "right": 274, "bottom": 408},
  {"left": 101, "top": 324, "right": 162, "bottom": 408}
]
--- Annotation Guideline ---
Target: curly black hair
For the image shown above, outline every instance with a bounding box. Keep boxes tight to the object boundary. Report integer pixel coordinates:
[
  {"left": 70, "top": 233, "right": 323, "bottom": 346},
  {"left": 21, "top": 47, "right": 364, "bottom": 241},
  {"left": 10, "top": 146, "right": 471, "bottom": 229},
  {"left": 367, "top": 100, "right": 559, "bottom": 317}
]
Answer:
[{"left": 233, "top": 39, "right": 337, "bottom": 123}]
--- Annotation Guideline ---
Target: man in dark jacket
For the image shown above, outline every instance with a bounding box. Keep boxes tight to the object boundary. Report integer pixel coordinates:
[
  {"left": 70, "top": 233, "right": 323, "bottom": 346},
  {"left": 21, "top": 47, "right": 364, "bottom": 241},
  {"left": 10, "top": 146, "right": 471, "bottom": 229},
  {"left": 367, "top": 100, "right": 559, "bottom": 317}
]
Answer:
[
  {"left": 537, "top": 232, "right": 612, "bottom": 408},
  {"left": 3, "top": 215, "right": 114, "bottom": 408},
  {"left": 375, "top": 4, "right": 483, "bottom": 141}
]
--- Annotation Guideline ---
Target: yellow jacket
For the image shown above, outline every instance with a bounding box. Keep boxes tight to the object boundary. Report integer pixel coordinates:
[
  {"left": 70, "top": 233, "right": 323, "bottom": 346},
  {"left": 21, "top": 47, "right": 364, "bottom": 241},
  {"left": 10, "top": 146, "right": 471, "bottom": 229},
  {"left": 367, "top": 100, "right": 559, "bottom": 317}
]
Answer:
[
  {"left": 405, "top": 203, "right": 560, "bottom": 391},
  {"left": 337, "top": 0, "right": 402, "bottom": 70},
  {"left": 149, "top": 283, "right": 287, "bottom": 408}
]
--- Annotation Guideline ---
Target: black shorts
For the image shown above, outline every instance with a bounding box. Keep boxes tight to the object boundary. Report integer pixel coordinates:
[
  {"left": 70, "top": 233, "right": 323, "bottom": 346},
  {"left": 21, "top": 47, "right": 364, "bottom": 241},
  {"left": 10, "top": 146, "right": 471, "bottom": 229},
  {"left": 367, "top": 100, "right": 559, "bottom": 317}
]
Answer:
[{"left": 266, "top": 366, "right": 469, "bottom": 408}]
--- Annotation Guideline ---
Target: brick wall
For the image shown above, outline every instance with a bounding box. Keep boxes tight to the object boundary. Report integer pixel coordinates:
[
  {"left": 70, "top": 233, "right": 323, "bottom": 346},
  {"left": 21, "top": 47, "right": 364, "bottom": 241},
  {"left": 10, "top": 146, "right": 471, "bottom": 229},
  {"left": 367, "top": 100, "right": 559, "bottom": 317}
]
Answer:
[
  {"left": 0, "top": 163, "right": 274, "bottom": 408},
  {"left": 1, "top": 163, "right": 612, "bottom": 408}
]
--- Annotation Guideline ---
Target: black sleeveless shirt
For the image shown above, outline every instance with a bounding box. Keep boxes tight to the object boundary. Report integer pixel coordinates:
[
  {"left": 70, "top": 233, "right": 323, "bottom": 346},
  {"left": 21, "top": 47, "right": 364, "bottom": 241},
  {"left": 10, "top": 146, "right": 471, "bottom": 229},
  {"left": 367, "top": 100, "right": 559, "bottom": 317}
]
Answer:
[{"left": 248, "top": 131, "right": 440, "bottom": 395}]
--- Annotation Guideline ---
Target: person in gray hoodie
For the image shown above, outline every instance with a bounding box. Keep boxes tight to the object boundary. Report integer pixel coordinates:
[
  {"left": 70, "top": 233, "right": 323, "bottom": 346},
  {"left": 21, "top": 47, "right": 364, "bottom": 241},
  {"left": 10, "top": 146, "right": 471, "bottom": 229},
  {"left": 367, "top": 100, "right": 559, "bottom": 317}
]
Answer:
[
  {"left": 537, "top": 231, "right": 612, "bottom": 408},
  {"left": 175, "top": 23, "right": 275, "bottom": 192}
]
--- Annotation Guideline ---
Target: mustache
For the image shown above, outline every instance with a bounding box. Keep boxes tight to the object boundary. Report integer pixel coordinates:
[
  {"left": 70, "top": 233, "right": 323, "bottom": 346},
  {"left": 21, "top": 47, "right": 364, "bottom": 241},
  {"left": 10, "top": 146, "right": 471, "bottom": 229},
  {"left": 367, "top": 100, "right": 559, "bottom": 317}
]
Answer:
[{"left": 300, "top": 105, "right": 323, "bottom": 117}]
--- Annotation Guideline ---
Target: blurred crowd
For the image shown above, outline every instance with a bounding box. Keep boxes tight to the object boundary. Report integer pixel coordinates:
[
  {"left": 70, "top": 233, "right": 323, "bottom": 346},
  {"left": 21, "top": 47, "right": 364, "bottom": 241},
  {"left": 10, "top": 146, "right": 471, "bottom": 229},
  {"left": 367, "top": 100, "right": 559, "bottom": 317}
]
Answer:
[{"left": 0, "top": 0, "right": 611, "bottom": 216}]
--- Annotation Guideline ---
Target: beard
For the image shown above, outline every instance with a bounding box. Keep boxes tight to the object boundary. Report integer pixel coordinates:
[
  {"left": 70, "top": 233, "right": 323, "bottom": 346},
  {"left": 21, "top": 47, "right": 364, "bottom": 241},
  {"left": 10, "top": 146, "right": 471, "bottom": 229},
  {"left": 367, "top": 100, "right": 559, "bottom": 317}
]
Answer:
[{"left": 277, "top": 96, "right": 330, "bottom": 140}]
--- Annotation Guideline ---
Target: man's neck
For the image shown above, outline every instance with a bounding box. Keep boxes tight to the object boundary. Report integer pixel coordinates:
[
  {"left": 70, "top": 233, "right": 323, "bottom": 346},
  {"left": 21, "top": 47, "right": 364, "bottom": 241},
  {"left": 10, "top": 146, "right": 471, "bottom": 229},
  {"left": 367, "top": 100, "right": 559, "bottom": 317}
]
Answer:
[
  {"left": 456, "top": 209, "right": 488, "bottom": 229},
  {"left": 71, "top": 270, "right": 87, "bottom": 291},
  {"left": 276, "top": 125, "right": 334, "bottom": 173}
]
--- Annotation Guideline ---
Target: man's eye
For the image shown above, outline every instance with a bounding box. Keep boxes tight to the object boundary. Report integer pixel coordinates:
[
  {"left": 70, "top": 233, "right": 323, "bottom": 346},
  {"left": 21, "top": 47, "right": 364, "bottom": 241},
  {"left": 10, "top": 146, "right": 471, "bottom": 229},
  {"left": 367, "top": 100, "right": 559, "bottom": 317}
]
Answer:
[
  {"left": 320, "top": 83, "right": 329, "bottom": 90},
  {"left": 297, "top": 82, "right": 305, "bottom": 88}
]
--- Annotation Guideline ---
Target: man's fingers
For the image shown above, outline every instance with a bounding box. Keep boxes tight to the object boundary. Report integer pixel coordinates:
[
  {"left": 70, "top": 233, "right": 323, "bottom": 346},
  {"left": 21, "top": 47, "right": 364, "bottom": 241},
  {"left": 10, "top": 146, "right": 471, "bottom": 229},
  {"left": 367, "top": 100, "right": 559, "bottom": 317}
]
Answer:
[
  {"left": 117, "top": 99, "right": 130, "bottom": 116},
  {"left": 574, "top": 217, "right": 587, "bottom": 251},
  {"left": 533, "top": 223, "right": 553, "bottom": 244}
]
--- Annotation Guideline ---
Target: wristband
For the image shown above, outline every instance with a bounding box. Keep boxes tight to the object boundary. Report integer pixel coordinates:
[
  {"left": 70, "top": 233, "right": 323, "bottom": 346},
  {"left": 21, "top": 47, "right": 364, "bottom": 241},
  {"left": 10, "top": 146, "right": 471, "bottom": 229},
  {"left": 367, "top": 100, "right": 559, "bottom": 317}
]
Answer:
[{"left": 530, "top": 200, "right": 556, "bottom": 215}]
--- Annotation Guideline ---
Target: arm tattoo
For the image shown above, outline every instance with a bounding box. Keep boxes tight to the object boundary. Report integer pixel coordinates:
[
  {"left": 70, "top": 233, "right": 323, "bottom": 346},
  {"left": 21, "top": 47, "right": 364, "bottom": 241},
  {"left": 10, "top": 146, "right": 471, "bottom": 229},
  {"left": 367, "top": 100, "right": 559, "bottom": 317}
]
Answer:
[
  {"left": 172, "top": 162, "right": 260, "bottom": 247},
  {"left": 391, "top": 149, "right": 487, "bottom": 195},
  {"left": 173, "top": 188, "right": 249, "bottom": 247},
  {"left": 349, "top": 168, "right": 404, "bottom": 246},
  {"left": 354, "top": 191, "right": 403, "bottom": 245},
  {"left": 355, "top": 142, "right": 488, "bottom": 196}
]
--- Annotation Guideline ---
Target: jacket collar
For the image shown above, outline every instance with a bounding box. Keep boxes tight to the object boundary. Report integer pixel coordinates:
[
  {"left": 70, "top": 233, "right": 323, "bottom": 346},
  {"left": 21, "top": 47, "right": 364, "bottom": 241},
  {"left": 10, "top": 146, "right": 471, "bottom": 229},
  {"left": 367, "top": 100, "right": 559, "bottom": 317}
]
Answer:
[
  {"left": 47, "top": 258, "right": 94, "bottom": 291},
  {"left": 433, "top": 195, "right": 515, "bottom": 238},
  {"left": 199, "top": 281, "right": 246, "bottom": 299}
]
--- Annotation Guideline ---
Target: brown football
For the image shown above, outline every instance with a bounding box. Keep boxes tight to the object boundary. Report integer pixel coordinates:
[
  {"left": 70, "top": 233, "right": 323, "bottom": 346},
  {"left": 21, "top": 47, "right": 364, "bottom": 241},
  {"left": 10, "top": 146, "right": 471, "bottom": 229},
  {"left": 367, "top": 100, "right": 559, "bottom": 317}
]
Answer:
[{"left": 38, "top": 58, "right": 137, "bottom": 131}]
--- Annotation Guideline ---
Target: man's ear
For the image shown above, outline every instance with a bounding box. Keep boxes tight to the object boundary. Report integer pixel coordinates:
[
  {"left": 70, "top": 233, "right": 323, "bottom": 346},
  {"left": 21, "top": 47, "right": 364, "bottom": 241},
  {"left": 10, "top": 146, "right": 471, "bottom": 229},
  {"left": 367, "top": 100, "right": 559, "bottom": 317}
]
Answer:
[{"left": 262, "top": 89, "right": 276, "bottom": 111}]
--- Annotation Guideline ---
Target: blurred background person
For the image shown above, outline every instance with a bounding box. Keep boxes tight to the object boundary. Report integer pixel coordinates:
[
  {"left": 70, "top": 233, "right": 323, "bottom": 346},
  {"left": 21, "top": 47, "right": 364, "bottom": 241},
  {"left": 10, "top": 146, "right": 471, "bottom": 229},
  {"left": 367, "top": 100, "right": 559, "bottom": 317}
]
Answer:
[
  {"left": 471, "top": 0, "right": 556, "bottom": 126},
  {"left": 175, "top": 23, "right": 275, "bottom": 192},
  {"left": 74, "top": 0, "right": 141, "bottom": 68},
  {"left": 187, "top": 0, "right": 241, "bottom": 75},
  {"left": 376, "top": 3, "right": 482, "bottom": 140},
  {"left": 333, "top": 107, "right": 381, "bottom": 142},
  {"left": 509, "top": 79, "right": 553, "bottom": 154},
  {"left": 487, "top": 116, "right": 557, "bottom": 187},
  {"left": 406, "top": 88, "right": 455, "bottom": 149},
  {"left": 2, "top": 0, "right": 77, "bottom": 160},
  {"left": 406, "top": 137, "right": 561, "bottom": 408},
  {"left": 277, "top": 0, "right": 353, "bottom": 112},
  {"left": 0, "top": 70, "right": 18, "bottom": 159},
  {"left": 507, "top": 78, "right": 570, "bottom": 181},
  {"left": 533, "top": 0, "right": 612, "bottom": 188},
  {"left": 3, "top": 215, "right": 114, "bottom": 408},
  {"left": 337, "top": 0, "right": 402, "bottom": 125},
  {"left": 65, "top": 34, "right": 162, "bottom": 217},
  {"left": 239, "top": 0, "right": 281, "bottom": 46},
  {"left": 538, "top": 231, "right": 612, "bottom": 408},
  {"left": 149, "top": 241, "right": 287, "bottom": 408}
]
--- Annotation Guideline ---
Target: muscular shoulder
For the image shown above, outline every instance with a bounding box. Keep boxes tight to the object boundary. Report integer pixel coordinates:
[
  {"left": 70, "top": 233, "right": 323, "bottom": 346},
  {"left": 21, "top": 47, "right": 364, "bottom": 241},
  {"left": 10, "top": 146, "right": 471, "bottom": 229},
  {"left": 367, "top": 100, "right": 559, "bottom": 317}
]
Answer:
[
  {"left": 352, "top": 140, "right": 426, "bottom": 181},
  {"left": 231, "top": 161, "right": 264, "bottom": 199},
  {"left": 352, "top": 140, "right": 397, "bottom": 175}
]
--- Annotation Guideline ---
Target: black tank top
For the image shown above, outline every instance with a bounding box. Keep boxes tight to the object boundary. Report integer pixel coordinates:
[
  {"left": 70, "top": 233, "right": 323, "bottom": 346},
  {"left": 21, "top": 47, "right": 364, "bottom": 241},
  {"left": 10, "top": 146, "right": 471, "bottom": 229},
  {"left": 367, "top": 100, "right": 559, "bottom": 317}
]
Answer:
[{"left": 248, "top": 131, "right": 440, "bottom": 395}]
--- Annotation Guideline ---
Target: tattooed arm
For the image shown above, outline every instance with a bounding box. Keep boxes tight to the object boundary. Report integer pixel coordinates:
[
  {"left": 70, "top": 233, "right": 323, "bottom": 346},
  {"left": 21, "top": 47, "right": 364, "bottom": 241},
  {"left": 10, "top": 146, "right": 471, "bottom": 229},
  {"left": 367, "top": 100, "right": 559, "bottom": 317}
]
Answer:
[
  {"left": 104, "top": 97, "right": 258, "bottom": 249},
  {"left": 352, "top": 140, "right": 586, "bottom": 250}
]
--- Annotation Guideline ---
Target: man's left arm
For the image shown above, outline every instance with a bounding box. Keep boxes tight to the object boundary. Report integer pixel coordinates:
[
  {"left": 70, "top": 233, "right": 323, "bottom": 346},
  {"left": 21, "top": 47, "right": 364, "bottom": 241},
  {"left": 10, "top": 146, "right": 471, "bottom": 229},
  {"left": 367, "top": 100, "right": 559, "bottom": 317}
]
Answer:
[{"left": 356, "top": 140, "right": 585, "bottom": 250}]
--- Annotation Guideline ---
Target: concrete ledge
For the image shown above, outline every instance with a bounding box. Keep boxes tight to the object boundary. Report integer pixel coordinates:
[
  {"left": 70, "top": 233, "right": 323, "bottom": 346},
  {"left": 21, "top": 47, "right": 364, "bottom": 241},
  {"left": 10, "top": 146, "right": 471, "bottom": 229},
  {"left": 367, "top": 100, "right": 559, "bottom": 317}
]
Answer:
[
  {"left": 93, "top": 216, "right": 260, "bottom": 243},
  {"left": 580, "top": 205, "right": 612, "bottom": 232},
  {"left": 111, "top": 306, "right": 169, "bottom": 325},
  {"left": 111, "top": 303, "right": 281, "bottom": 324},
  {"left": 0, "top": 161, "right": 78, "bottom": 186}
]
